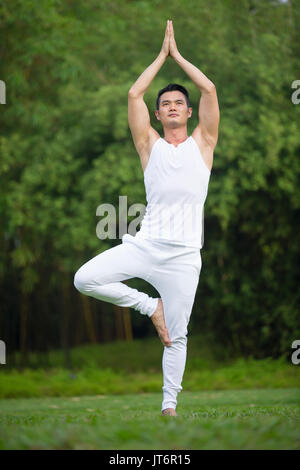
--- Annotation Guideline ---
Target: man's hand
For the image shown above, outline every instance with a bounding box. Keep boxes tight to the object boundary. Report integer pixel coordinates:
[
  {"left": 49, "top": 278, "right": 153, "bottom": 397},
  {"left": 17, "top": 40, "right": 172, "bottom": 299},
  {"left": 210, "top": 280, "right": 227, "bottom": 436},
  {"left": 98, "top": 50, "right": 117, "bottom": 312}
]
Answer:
[
  {"left": 160, "top": 20, "right": 171, "bottom": 58},
  {"left": 169, "top": 20, "right": 180, "bottom": 59}
]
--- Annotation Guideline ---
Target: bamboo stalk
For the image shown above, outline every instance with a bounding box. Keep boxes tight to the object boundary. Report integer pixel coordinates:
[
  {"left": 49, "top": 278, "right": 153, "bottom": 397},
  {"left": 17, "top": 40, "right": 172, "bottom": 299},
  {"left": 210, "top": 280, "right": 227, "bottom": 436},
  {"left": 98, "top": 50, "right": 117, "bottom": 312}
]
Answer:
[
  {"left": 113, "top": 304, "right": 124, "bottom": 340},
  {"left": 123, "top": 307, "right": 133, "bottom": 341},
  {"left": 81, "top": 295, "right": 97, "bottom": 343}
]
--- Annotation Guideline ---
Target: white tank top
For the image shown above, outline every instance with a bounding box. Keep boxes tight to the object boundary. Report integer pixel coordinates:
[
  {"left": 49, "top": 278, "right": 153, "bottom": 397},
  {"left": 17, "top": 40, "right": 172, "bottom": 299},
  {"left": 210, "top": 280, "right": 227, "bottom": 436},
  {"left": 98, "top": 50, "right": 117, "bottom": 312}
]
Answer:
[{"left": 135, "top": 135, "right": 211, "bottom": 249}]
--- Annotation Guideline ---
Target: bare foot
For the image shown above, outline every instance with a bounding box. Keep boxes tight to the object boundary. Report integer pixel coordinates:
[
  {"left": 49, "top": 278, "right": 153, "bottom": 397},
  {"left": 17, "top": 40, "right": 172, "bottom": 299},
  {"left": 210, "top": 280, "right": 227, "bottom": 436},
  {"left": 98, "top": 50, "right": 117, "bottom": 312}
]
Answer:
[
  {"left": 162, "top": 408, "right": 178, "bottom": 417},
  {"left": 151, "top": 298, "right": 171, "bottom": 347}
]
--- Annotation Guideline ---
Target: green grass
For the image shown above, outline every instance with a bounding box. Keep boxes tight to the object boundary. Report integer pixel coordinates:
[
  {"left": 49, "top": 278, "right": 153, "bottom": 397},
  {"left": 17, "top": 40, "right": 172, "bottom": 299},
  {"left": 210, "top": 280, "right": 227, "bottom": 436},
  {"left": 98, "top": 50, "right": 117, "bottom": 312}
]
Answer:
[
  {"left": 1, "top": 337, "right": 299, "bottom": 449},
  {"left": 0, "top": 389, "right": 299, "bottom": 449},
  {"left": 1, "top": 335, "right": 299, "bottom": 398}
]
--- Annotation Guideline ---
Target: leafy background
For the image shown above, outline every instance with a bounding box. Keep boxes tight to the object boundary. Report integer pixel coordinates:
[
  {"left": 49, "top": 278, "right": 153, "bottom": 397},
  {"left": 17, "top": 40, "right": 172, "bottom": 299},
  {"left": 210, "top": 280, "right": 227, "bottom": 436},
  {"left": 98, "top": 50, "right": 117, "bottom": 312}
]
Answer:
[{"left": 0, "top": 0, "right": 299, "bottom": 365}]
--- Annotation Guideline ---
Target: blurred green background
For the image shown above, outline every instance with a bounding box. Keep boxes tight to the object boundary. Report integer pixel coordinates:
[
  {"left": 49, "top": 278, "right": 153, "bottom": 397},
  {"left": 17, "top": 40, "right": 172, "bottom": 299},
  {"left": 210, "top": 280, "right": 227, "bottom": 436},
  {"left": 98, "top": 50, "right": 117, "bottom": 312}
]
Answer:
[{"left": 0, "top": 0, "right": 300, "bottom": 374}]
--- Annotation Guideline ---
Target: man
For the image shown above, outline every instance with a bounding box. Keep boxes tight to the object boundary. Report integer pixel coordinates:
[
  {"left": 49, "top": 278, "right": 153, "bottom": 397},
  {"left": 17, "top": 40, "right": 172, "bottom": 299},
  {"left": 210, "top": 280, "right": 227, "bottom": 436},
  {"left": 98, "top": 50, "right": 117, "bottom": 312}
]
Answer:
[{"left": 74, "top": 20, "right": 219, "bottom": 417}]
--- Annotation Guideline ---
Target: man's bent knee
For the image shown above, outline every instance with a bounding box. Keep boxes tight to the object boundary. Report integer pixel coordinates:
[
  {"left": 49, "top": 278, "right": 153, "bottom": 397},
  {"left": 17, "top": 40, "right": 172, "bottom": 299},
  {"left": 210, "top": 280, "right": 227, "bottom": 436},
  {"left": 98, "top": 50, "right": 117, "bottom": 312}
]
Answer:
[{"left": 73, "top": 268, "right": 92, "bottom": 294}]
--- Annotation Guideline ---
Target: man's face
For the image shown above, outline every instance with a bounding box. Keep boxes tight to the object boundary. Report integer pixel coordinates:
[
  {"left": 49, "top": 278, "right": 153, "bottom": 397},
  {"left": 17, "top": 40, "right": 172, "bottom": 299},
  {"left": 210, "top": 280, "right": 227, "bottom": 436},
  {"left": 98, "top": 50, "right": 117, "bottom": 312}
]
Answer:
[{"left": 155, "top": 91, "right": 192, "bottom": 129}]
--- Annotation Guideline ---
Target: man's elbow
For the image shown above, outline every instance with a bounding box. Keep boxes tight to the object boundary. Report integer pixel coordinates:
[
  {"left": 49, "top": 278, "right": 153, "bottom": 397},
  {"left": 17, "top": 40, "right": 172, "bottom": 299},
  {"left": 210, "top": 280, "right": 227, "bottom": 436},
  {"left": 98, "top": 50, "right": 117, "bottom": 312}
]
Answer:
[
  {"left": 207, "top": 83, "right": 216, "bottom": 93},
  {"left": 128, "top": 87, "right": 146, "bottom": 99},
  {"left": 128, "top": 88, "right": 140, "bottom": 99},
  {"left": 201, "top": 83, "right": 216, "bottom": 95}
]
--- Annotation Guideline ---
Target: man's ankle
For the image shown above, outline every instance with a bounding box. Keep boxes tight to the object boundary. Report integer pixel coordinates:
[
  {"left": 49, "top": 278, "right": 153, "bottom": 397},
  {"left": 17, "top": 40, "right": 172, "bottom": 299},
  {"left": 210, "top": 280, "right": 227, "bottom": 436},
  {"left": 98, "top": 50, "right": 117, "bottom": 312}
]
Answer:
[{"left": 162, "top": 408, "right": 178, "bottom": 416}]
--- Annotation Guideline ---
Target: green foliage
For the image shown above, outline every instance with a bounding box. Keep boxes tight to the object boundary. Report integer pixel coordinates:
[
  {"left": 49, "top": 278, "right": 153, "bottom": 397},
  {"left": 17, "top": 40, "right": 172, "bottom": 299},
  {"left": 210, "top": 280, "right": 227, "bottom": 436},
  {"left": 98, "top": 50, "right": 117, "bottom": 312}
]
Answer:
[{"left": 0, "top": 0, "right": 300, "bottom": 357}]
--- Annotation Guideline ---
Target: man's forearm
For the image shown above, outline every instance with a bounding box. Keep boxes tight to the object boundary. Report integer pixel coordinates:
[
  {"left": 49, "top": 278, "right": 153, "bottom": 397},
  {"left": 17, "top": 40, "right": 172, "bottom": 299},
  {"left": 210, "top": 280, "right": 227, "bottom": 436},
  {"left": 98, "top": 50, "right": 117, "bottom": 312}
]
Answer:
[
  {"left": 129, "top": 52, "right": 167, "bottom": 97},
  {"left": 174, "top": 53, "right": 215, "bottom": 93}
]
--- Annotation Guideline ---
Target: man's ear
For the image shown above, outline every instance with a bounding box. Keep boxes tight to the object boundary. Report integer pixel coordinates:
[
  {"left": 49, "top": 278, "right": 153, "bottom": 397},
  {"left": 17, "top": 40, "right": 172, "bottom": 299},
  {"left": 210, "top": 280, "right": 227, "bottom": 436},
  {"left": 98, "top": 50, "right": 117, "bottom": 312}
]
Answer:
[
  {"left": 155, "top": 110, "right": 161, "bottom": 121},
  {"left": 188, "top": 107, "right": 192, "bottom": 119}
]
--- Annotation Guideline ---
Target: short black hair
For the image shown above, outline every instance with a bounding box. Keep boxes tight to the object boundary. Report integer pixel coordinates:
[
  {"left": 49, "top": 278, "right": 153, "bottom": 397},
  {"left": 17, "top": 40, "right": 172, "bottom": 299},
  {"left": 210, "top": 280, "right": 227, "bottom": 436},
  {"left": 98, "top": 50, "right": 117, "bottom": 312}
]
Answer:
[{"left": 156, "top": 83, "right": 191, "bottom": 110}]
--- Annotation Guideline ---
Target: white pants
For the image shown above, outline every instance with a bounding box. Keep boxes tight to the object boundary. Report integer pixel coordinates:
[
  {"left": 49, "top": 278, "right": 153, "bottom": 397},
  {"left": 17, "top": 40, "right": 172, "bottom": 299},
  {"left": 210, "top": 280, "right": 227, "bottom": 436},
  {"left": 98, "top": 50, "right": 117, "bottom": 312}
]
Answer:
[{"left": 73, "top": 233, "right": 201, "bottom": 411}]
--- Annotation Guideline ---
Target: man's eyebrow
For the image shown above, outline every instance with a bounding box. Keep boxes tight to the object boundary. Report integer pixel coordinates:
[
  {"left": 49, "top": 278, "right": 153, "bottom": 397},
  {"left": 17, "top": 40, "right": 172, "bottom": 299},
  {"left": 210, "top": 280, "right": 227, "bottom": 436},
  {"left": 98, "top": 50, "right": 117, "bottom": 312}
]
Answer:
[{"left": 161, "top": 99, "right": 184, "bottom": 103}]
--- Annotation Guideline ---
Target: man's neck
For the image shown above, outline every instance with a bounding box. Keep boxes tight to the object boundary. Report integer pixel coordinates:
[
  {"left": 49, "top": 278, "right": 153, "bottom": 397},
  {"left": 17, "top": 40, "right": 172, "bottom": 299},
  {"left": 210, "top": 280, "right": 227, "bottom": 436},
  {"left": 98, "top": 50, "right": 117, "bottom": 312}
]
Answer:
[{"left": 162, "top": 128, "right": 189, "bottom": 146}]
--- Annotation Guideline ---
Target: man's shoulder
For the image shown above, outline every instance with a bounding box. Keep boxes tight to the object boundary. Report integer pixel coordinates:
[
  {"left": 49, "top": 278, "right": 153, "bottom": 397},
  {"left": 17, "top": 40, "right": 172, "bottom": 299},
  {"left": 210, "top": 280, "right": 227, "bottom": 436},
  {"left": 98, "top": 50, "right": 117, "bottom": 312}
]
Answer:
[
  {"left": 135, "top": 128, "right": 161, "bottom": 173},
  {"left": 138, "top": 128, "right": 161, "bottom": 159},
  {"left": 191, "top": 126, "right": 214, "bottom": 172}
]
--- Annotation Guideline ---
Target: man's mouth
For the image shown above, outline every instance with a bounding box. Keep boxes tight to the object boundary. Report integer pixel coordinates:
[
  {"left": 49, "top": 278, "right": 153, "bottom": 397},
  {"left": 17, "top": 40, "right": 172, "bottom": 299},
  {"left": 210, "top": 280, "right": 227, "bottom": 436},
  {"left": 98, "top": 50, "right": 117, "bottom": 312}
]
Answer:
[{"left": 169, "top": 114, "right": 178, "bottom": 117}]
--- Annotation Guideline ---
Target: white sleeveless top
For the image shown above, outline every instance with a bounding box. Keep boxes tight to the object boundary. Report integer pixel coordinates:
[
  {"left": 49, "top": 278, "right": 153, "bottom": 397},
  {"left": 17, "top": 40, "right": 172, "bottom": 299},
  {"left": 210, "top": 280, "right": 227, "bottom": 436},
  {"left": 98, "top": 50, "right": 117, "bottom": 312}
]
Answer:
[{"left": 135, "top": 135, "right": 211, "bottom": 249}]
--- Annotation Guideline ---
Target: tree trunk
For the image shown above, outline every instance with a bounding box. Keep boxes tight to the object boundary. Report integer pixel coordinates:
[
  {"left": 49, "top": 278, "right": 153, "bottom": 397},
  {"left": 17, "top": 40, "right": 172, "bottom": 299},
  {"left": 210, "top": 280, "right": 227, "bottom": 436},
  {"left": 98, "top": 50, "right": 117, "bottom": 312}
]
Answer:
[
  {"left": 123, "top": 307, "right": 133, "bottom": 341},
  {"left": 61, "top": 274, "right": 72, "bottom": 370},
  {"left": 98, "top": 304, "right": 111, "bottom": 342},
  {"left": 111, "top": 305, "right": 133, "bottom": 341},
  {"left": 81, "top": 294, "right": 97, "bottom": 343},
  {"left": 19, "top": 291, "right": 29, "bottom": 369},
  {"left": 113, "top": 304, "right": 124, "bottom": 340}
]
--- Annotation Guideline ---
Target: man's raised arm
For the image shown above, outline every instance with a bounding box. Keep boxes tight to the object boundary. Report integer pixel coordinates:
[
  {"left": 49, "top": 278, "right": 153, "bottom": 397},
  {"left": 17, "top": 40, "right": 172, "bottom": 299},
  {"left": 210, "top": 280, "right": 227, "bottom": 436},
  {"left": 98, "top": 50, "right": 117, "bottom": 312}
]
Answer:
[
  {"left": 169, "top": 21, "right": 220, "bottom": 150},
  {"left": 129, "top": 20, "right": 171, "bottom": 97},
  {"left": 128, "top": 20, "right": 171, "bottom": 156}
]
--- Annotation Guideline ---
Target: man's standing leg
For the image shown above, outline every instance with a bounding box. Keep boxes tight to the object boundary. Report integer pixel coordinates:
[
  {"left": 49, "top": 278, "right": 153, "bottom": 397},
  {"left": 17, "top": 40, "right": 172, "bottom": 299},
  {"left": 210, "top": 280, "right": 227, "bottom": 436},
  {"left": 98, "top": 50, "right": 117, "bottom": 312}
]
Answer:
[
  {"left": 147, "top": 244, "right": 201, "bottom": 416},
  {"left": 160, "top": 295, "right": 197, "bottom": 415}
]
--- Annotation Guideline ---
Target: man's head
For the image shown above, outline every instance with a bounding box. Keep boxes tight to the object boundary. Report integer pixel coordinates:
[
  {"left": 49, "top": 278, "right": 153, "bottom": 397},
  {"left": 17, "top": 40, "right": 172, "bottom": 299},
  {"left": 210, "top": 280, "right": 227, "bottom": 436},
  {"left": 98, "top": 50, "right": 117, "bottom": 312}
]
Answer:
[
  {"left": 156, "top": 83, "right": 191, "bottom": 110},
  {"left": 155, "top": 83, "right": 192, "bottom": 129}
]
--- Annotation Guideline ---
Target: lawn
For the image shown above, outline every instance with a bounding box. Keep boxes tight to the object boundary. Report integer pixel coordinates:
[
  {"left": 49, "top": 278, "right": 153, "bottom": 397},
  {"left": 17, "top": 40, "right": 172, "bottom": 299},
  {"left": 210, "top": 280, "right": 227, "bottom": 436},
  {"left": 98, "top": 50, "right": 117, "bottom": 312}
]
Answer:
[
  {"left": 1, "top": 335, "right": 299, "bottom": 398},
  {"left": 0, "top": 388, "right": 299, "bottom": 450}
]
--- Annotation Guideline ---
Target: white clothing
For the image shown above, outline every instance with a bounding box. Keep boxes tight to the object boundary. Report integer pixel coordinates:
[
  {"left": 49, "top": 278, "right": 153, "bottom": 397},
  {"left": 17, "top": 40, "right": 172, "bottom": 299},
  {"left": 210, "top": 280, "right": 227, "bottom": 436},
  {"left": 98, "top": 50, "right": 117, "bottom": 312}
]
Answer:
[
  {"left": 135, "top": 136, "right": 211, "bottom": 249},
  {"left": 74, "top": 234, "right": 201, "bottom": 411},
  {"left": 74, "top": 134, "right": 211, "bottom": 411}
]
